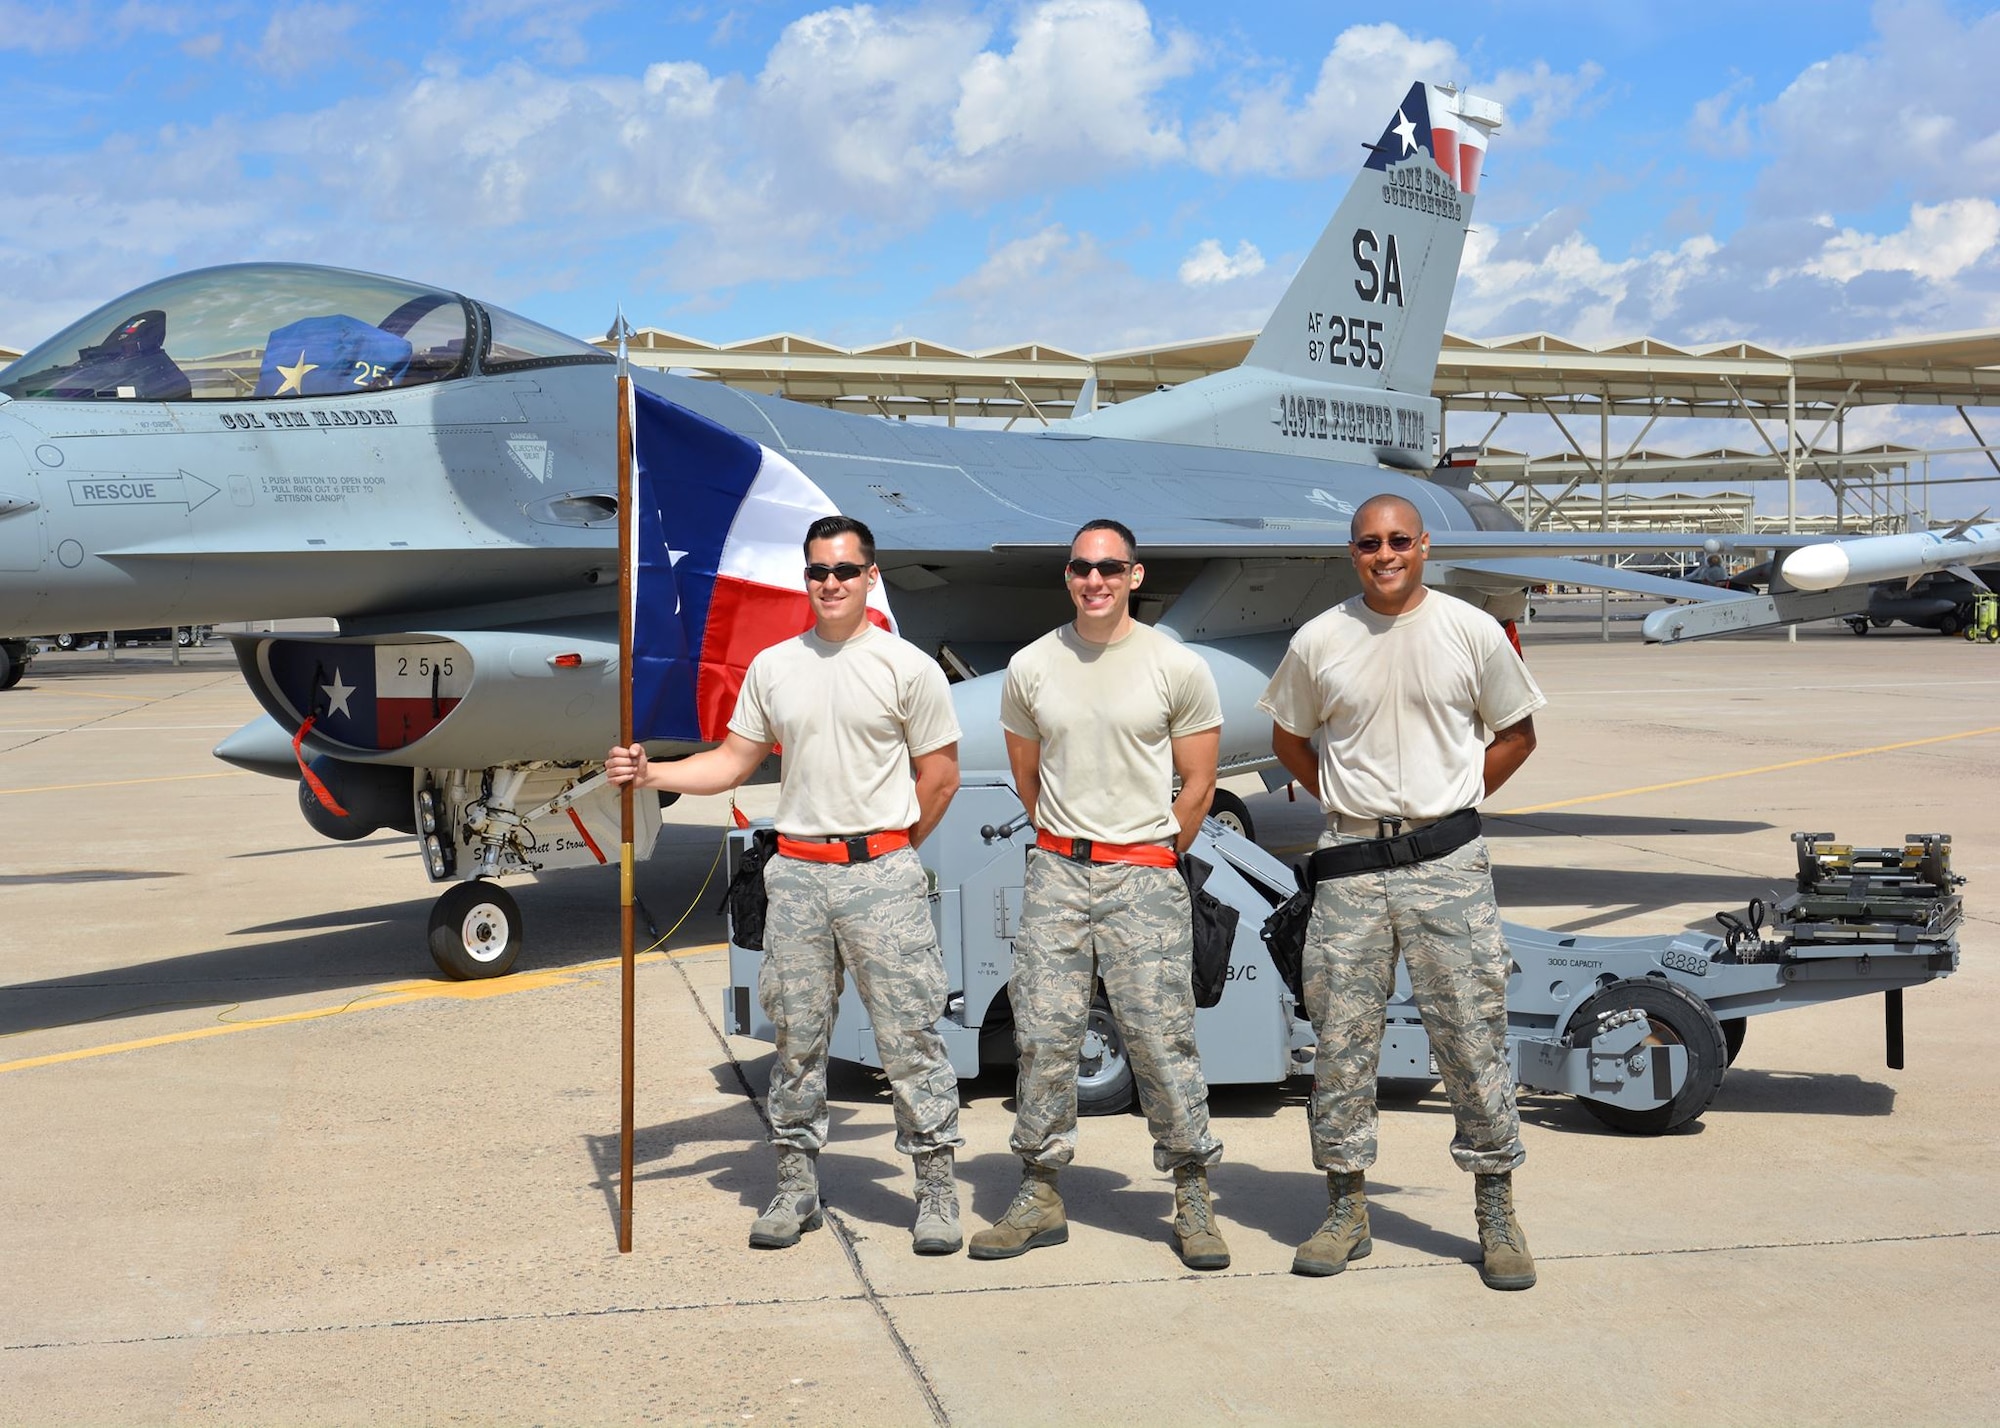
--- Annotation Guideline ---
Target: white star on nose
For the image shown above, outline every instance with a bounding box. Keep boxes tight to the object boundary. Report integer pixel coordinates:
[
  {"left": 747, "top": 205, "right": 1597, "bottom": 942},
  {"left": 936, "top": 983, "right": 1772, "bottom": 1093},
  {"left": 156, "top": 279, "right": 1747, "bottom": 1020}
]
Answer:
[{"left": 321, "top": 669, "right": 355, "bottom": 720}]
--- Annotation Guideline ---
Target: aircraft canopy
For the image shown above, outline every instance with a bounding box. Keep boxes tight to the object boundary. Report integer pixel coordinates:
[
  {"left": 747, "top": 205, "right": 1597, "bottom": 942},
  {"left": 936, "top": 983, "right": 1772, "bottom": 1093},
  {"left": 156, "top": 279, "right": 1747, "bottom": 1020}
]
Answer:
[{"left": 0, "top": 262, "right": 607, "bottom": 403}]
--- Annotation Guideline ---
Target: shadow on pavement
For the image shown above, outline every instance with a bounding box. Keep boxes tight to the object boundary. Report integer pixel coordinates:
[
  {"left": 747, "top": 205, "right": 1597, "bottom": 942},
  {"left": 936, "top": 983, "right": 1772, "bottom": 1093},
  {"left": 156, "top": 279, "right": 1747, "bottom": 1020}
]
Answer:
[
  {"left": 1491, "top": 863, "right": 1787, "bottom": 923},
  {"left": 1485, "top": 812, "right": 1778, "bottom": 839},
  {"left": 0, "top": 824, "right": 732, "bottom": 1037}
]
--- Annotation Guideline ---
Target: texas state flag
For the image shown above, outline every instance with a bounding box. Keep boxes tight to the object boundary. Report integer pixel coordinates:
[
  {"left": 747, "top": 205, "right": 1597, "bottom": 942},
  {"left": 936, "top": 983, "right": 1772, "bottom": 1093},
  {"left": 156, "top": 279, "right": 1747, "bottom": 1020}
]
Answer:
[
  {"left": 1363, "top": 81, "right": 1487, "bottom": 196},
  {"left": 628, "top": 386, "right": 895, "bottom": 743}
]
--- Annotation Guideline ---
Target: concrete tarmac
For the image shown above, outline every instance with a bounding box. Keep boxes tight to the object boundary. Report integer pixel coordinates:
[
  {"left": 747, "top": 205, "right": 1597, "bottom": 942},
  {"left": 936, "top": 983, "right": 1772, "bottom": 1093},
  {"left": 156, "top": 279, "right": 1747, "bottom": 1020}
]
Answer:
[{"left": 2, "top": 630, "right": 1997, "bottom": 1425}]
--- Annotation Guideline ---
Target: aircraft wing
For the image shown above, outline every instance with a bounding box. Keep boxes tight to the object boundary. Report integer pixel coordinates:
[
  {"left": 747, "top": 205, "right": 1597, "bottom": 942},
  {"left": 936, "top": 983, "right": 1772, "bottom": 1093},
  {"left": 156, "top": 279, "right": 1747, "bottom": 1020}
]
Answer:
[
  {"left": 988, "top": 527, "right": 1806, "bottom": 560},
  {"left": 1428, "top": 557, "right": 1749, "bottom": 603}
]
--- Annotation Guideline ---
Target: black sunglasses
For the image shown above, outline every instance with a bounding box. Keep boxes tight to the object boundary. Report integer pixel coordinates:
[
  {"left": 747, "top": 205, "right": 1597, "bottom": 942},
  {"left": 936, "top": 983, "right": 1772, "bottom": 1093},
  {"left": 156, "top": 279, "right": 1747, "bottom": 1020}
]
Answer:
[
  {"left": 804, "top": 562, "right": 868, "bottom": 583},
  {"left": 1066, "top": 558, "right": 1133, "bottom": 579},
  {"left": 1351, "top": 534, "right": 1419, "bottom": 554}
]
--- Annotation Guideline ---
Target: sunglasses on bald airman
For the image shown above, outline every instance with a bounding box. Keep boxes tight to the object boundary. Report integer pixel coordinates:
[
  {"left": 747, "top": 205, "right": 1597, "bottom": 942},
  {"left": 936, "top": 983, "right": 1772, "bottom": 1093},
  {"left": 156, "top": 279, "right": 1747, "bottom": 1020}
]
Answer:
[{"left": 1351, "top": 534, "right": 1419, "bottom": 554}]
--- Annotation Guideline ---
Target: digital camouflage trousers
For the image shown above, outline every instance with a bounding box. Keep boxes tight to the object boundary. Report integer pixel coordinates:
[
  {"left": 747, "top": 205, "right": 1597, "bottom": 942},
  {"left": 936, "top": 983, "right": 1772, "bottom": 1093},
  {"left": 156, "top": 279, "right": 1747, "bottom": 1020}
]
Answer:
[
  {"left": 1008, "top": 850, "right": 1222, "bottom": 1173},
  {"left": 1303, "top": 834, "right": 1524, "bottom": 1176},
  {"left": 759, "top": 846, "right": 963, "bottom": 1157}
]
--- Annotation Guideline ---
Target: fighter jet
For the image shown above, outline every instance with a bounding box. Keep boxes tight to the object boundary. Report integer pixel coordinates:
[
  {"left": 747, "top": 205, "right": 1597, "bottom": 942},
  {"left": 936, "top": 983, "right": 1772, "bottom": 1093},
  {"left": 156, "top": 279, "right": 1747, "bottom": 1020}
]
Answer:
[{"left": 0, "top": 82, "right": 1828, "bottom": 975}]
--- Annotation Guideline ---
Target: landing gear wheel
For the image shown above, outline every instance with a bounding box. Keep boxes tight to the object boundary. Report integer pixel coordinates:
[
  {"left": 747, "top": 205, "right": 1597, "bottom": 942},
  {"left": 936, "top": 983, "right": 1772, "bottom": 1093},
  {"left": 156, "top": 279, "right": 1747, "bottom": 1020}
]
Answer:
[
  {"left": 1721, "top": 1016, "right": 1747, "bottom": 1067},
  {"left": 175, "top": 626, "right": 194, "bottom": 647},
  {"left": 1208, "top": 788, "right": 1254, "bottom": 841},
  {"left": 54, "top": 633, "right": 79, "bottom": 651},
  {"left": 428, "top": 880, "right": 523, "bottom": 980},
  {"left": 0, "top": 646, "right": 15, "bottom": 690},
  {"left": 1940, "top": 609, "right": 1964, "bottom": 637},
  {"left": 1845, "top": 617, "right": 1869, "bottom": 637},
  {"left": 1572, "top": 978, "right": 1727, "bottom": 1135},
  {"left": 1869, "top": 615, "right": 1891, "bottom": 628},
  {"left": 1075, "top": 995, "right": 1135, "bottom": 1115}
]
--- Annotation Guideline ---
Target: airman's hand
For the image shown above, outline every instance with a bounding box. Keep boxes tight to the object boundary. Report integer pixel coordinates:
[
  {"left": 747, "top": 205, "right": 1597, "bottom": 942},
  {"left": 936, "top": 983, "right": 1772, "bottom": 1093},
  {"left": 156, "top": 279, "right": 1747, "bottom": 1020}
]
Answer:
[{"left": 605, "top": 743, "right": 649, "bottom": 788}]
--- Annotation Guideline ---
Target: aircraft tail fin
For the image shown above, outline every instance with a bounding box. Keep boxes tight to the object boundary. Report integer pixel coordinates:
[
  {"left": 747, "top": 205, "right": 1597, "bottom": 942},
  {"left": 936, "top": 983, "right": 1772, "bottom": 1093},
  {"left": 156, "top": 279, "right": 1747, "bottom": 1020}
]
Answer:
[
  {"left": 1064, "top": 81, "right": 1499, "bottom": 466},
  {"left": 1245, "top": 82, "right": 1500, "bottom": 396}
]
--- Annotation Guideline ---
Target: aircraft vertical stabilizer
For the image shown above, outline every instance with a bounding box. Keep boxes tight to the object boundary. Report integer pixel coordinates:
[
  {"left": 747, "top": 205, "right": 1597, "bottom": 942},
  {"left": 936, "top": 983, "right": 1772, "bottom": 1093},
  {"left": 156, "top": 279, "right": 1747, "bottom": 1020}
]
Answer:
[
  {"left": 1069, "top": 82, "right": 1501, "bottom": 470},
  {"left": 1247, "top": 83, "right": 1499, "bottom": 397}
]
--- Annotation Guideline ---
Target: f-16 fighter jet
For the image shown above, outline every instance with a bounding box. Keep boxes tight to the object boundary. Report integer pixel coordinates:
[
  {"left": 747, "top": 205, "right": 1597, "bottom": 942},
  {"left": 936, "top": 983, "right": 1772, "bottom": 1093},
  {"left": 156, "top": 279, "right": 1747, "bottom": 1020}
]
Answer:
[{"left": 0, "top": 83, "right": 1824, "bottom": 974}]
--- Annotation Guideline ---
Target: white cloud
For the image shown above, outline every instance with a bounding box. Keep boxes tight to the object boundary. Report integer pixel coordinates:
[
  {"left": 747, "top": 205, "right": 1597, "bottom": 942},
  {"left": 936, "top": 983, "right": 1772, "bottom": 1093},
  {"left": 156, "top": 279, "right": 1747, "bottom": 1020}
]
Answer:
[
  {"left": 1749, "top": 0, "right": 2000, "bottom": 210},
  {"left": 248, "top": 3, "right": 361, "bottom": 78},
  {"left": 950, "top": 0, "right": 1196, "bottom": 171},
  {"left": 1178, "top": 238, "right": 1263, "bottom": 286},
  {"left": 1805, "top": 198, "right": 2000, "bottom": 284},
  {"left": 1688, "top": 74, "right": 1754, "bottom": 158},
  {"left": 452, "top": 0, "right": 622, "bottom": 67},
  {"left": 928, "top": 224, "right": 1284, "bottom": 350},
  {"left": 1189, "top": 23, "right": 1597, "bottom": 178}
]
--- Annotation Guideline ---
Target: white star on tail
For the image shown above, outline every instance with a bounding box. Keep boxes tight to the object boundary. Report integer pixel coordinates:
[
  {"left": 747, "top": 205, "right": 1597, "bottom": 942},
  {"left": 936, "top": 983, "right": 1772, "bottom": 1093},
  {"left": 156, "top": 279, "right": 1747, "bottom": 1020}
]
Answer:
[
  {"left": 1392, "top": 106, "right": 1418, "bottom": 157},
  {"left": 321, "top": 669, "right": 355, "bottom": 720}
]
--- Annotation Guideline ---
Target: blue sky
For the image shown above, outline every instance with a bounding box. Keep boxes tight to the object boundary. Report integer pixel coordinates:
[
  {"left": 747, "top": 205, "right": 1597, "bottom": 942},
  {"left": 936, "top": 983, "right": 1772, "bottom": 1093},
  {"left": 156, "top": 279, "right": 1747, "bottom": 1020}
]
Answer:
[{"left": 3, "top": 0, "right": 1998, "bottom": 507}]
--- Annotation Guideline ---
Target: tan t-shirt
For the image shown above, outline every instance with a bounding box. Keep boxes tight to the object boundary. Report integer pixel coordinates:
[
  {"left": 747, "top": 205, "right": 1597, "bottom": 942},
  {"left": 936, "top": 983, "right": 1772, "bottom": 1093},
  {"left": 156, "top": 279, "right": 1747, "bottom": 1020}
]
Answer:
[
  {"left": 728, "top": 624, "right": 961, "bottom": 837},
  {"left": 1000, "top": 622, "right": 1223, "bottom": 845},
  {"left": 1258, "top": 590, "right": 1545, "bottom": 821}
]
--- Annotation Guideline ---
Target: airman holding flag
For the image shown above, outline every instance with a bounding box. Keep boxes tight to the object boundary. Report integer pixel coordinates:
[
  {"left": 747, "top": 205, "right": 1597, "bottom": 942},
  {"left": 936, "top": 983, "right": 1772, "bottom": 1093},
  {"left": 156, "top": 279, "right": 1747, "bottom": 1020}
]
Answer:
[{"left": 609, "top": 511, "right": 966, "bottom": 1255}]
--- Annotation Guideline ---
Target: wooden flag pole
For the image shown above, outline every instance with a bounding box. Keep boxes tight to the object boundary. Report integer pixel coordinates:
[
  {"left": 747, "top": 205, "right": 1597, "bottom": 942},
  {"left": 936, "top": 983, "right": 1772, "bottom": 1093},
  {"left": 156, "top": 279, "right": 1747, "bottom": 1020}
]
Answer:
[{"left": 616, "top": 363, "right": 637, "bottom": 1255}]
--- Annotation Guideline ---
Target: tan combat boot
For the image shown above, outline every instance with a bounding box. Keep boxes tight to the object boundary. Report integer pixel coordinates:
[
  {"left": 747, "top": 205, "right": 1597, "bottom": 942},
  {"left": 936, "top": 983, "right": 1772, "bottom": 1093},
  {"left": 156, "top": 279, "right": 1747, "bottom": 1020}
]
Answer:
[
  {"left": 1473, "top": 1171, "right": 1536, "bottom": 1290},
  {"left": 911, "top": 1149, "right": 962, "bottom": 1255},
  {"left": 967, "top": 1165, "right": 1067, "bottom": 1260},
  {"left": 748, "top": 1149, "right": 822, "bottom": 1250},
  {"left": 1171, "top": 1164, "right": 1231, "bottom": 1271},
  {"left": 1291, "top": 1170, "right": 1371, "bottom": 1277}
]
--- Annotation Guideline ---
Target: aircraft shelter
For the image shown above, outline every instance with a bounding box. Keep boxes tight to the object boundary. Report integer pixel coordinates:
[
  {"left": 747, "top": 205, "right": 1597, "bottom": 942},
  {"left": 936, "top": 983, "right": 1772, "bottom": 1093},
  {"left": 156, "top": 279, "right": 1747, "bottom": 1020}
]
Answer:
[{"left": 598, "top": 325, "right": 2000, "bottom": 536}]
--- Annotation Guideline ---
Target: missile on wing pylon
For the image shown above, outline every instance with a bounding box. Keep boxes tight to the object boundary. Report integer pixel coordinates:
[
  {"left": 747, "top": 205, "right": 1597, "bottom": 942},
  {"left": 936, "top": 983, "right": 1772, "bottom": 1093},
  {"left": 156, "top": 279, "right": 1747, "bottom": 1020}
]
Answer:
[{"left": 1781, "top": 523, "right": 2000, "bottom": 592}]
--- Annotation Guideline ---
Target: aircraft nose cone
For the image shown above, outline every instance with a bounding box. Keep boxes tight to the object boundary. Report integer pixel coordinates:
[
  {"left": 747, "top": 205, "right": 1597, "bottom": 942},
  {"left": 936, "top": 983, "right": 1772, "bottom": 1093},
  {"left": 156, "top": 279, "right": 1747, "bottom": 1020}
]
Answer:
[{"left": 1781, "top": 543, "right": 1850, "bottom": 592}]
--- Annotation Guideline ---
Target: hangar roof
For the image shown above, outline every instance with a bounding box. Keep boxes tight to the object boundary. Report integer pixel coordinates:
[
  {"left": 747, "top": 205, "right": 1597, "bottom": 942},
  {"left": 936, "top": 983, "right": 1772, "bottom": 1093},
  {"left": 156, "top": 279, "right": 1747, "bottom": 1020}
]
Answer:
[{"left": 603, "top": 325, "right": 2000, "bottom": 421}]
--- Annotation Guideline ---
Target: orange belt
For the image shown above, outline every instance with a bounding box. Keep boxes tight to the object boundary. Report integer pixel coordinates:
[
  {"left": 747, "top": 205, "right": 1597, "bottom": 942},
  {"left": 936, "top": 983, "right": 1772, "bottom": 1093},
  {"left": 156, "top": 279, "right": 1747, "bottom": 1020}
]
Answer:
[
  {"left": 1036, "top": 830, "right": 1179, "bottom": 868},
  {"left": 775, "top": 829, "right": 913, "bottom": 864}
]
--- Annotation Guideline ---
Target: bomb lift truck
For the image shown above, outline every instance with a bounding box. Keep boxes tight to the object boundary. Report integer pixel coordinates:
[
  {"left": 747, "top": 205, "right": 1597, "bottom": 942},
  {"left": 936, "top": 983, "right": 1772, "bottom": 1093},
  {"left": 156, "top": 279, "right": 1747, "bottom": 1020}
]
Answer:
[{"left": 721, "top": 776, "right": 1963, "bottom": 1134}]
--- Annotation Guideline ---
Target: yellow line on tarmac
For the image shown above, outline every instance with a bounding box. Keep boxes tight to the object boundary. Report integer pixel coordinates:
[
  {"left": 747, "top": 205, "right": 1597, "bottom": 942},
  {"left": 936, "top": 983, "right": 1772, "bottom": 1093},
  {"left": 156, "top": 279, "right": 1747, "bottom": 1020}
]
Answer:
[
  {"left": 0, "top": 771, "right": 250, "bottom": 796},
  {"left": 1498, "top": 724, "right": 2000, "bottom": 816},
  {"left": 0, "top": 942, "right": 726, "bottom": 1076}
]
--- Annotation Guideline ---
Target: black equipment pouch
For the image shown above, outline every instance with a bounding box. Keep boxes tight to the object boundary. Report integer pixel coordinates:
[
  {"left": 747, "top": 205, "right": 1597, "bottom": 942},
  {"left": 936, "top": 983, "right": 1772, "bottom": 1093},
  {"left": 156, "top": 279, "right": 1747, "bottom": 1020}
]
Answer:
[
  {"left": 717, "top": 828, "right": 778, "bottom": 950},
  {"left": 1259, "top": 863, "right": 1312, "bottom": 1005},
  {"left": 1303, "top": 808, "right": 1481, "bottom": 883},
  {"left": 1179, "top": 853, "right": 1239, "bottom": 1009},
  {"left": 1259, "top": 810, "right": 1483, "bottom": 1006}
]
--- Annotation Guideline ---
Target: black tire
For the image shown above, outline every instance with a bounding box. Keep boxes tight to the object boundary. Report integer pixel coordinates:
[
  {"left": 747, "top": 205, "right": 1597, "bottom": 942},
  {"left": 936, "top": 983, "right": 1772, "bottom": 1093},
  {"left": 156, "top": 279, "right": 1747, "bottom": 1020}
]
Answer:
[
  {"left": 1572, "top": 978, "right": 1727, "bottom": 1134},
  {"left": 427, "top": 880, "right": 523, "bottom": 980},
  {"left": 1208, "top": 788, "right": 1255, "bottom": 841},
  {"left": 1075, "top": 995, "right": 1135, "bottom": 1115},
  {"left": 1846, "top": 618, "right": 1869, "bottom": 637},
  {"left": 1721, "top": 1016, "right": 1747, "bottom": 1067},
  {"left": 54, "top": 633, "right": 79, "bottom": 652},
  {"left": 1939, "top": 610, "right": 1964, "bottom": 637},
  {"left": 1869, "top": 615, "right": 1892, "bottom": 628},
  {"left": 175, "top": 626, "right": 193, "bottom": 647},
  {"left": 0, "top": 646, "right": 16, "bottom": 690}
]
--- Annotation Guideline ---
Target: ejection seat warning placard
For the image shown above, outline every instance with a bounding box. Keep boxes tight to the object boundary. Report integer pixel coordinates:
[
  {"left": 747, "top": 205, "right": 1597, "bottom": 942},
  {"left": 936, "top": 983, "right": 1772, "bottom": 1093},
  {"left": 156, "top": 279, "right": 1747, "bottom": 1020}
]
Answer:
[{"left": 261, "top": 472, "right": 388, "bottom": 504}]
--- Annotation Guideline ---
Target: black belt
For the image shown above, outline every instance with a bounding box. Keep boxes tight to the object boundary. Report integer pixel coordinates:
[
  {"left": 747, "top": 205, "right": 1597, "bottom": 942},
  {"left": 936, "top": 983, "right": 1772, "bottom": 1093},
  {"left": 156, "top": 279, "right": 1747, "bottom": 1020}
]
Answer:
[{"left": 1304, "top": 808, "right": 1481, "bottom": 882}]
